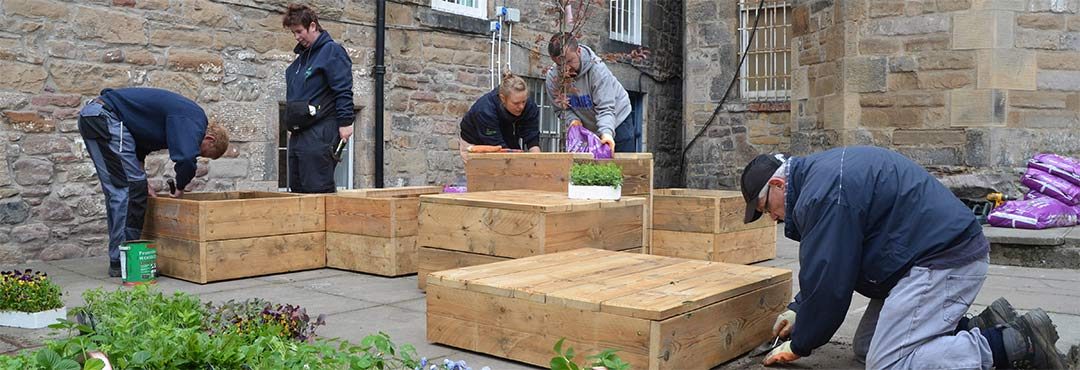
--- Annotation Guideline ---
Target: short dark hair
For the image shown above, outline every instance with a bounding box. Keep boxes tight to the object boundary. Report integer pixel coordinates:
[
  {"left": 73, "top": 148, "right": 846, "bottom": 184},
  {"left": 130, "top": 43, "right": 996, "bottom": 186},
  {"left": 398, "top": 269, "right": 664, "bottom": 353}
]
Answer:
[
  {"left": 282, "top": 4, "right": 323, "bottom": 31},
  {"left": 548, "top": 32, "right": 578, "bottom": 59}
]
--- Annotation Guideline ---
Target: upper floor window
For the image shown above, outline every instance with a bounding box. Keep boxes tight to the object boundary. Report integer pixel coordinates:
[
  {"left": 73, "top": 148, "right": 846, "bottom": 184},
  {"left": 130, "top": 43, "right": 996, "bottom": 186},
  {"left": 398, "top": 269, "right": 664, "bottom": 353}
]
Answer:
[
  {"left": 739, "top": 0, "right": 792, "bottom": 102},
  {"left": 609, "top": 0, "right": 642, "bottom": 45},
  {"left": 432, "top": 0, "right": 487, "bottom": 19}
]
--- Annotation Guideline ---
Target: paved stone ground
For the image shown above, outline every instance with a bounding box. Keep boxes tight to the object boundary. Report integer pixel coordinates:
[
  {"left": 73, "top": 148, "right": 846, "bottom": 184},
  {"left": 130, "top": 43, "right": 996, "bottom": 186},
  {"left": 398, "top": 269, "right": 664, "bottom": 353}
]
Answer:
[{"left": 2, "top": 227, "right": 1078, "bottom": 369}]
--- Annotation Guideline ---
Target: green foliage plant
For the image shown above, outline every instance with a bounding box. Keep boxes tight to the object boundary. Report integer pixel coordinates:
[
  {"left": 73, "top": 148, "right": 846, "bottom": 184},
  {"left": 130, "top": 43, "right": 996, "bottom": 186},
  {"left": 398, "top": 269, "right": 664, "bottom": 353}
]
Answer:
[
  {"left": 570, "top": 163, "right": 623, "bottom": 188},
  {"left": 550, "top": 338, "right": 631, "bottom": 370}
]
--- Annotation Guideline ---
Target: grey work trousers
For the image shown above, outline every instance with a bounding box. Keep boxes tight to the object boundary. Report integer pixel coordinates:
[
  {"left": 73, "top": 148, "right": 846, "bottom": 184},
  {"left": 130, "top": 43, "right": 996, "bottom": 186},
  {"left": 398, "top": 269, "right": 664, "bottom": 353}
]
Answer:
[{"left": 852, "top": 257, "right": 994, "bottom": 369}]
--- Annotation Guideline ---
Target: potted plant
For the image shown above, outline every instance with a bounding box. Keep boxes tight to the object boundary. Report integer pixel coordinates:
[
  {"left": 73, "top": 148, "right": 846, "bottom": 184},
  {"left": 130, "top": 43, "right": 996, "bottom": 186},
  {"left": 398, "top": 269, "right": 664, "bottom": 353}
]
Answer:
[
  {"left": 0, "top": 269, "right": 65, "bottom": 329},
  {"left": 569, "top": 162, "right": 623, "bottom": 200}
]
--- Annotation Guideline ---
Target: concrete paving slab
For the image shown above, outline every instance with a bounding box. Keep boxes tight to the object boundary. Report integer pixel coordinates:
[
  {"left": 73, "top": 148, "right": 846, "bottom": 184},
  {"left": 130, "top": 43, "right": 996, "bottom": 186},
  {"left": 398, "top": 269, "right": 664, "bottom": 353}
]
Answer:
[
  {"left": 0, "top": 339, "right": 18, "bottom": 356},
  {"left": 318, "top": 305, "right": 457, "bottom": 361},
  {"left": 1066, "top": 226, "right": 1080, "bottom": 245},
  {"left": 984, "top": 225, "right": 1068, "bottom": 246},
  {"left": 254, "top": 268, "right": 352, "bottom": 284},
  {"left": 290, "top": 274, "right": 425, "bottom": 305},
  {"left": 0, "top": 326, "right": 68, "bottom": 354},
  {"left": 151, "top": 275, "right": 274, "bottom": 296},
  {"left": 428, "top": 349, "right": 539, "bottom": 370},
  {"left": 390, "top": 297, "right": 426, "bottom": 313},
  {"left": 988, "top": 263, "right": 1080, "bottom": 282},
  {"left": 196, "top": 283, "right": 379, "bottom": 316},
  {"left": 714, "top": 341, "right": 863, "bottom": 370},
  {"left": 57, "top": 279, "right": 115, "bottom": 308},
  {"left": 43, "top": 256, "right": 112, "bottom": 279}
]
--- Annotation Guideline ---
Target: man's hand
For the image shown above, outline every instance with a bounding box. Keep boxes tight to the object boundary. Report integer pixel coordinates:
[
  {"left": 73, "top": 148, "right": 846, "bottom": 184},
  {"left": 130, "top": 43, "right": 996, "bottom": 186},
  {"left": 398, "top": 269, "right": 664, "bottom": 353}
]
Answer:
[
  {"left": 569, "top": 119, "right": 582, "bottom": 127},
  {"left": 763, "top": 341, "right": 800, "bottom": 366},
  {"left": 773, "top": 309, "right": 796, "bottom": 339},
  {"left": 148, "top": 182, "right": 157, "bottom": 198},
  {"left": 338, "top": 125, "right": 353, "bottom": 141},
  {"left": 170, "top": 189, "right": 185, "bottom": 198},
  {"left": 600, "top": 133, "right": 615, "bottom": 152},
  {"left": 528, "top": 146, "right": 541, "bottom": 153}
]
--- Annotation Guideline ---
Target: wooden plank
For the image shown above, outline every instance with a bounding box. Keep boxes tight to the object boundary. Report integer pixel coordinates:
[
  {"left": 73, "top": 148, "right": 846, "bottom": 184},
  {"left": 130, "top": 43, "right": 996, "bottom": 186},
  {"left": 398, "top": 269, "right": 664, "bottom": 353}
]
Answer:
[
  {"left": 144, "top": 197, "right": 203, "bottom": 241},
  {"left": 144, "top": 232, "right": 205, "bottom": 283},
  {"left": 425, "top": 248, "right": 608, "bottom": 290},
  {"left": 543, "top": 204, "right": 644, "bottom": 254},
  {"left": 203, "top": 232, "right": 326, "bottom": 283},
  {"left": 326, "top": 232, "right": 416, "bottom": 277},
  {"left": 511, "top": 256, "right": 686, "bottom": 304},
  {"left": 426, "top": 284, "right": 653, "bottom": 367},
  {"left": 711, "top": 226, "right": 777, "bottom": 265},
  {"left": 417, "top": 247, "right": 511, "bottom": 290},
  {"left": 326, "top": 196, "right": 419, "bottom": 237},
  {"left": 545, "top": 260, "right": 718, "bottom": 312},
  {"left": 650, "top": 229, "right": 714, "bottom": 261},
  {"left": 464, "top": 252, "right": 656, "bottom": 299},
  {"left": 336, "top": 186, "right": 442, "bottom": 198},
  {"left": 602, "top": 265, "right": 792, "bottom": 320},
  {"left": 652, "top": 195, "right": 718, "bottom": 233},
  {"left": 417, "top": 202, "right": 543, "bottom": 258},
  {"left": 466, "top": 154, "right": 578, "bottom": 193},
  {"left": 201, "top": 194, "right": 324, "bottom": 241},
  {"left": 652, "top": 280, "right": 791, "bottom": 370},
  {"left": 149, "top": 232, "right": 326, "bottom": 284},
  {"left": 421, "top": 190, "right": 644, "bottom": 212}
]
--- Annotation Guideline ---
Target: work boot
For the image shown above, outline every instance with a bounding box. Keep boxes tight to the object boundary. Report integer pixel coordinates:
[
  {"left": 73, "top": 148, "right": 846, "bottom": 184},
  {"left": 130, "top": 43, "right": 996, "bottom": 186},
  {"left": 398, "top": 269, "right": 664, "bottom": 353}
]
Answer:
[
  {"left": 108, "top": 260, "right": 121, "bottom": 278},
  {"left": 1002, "top": 309, "right": 1067, "bottom": 369},
  {"left": 963, "top": 297, "right": 1020, "bottom": 332}
]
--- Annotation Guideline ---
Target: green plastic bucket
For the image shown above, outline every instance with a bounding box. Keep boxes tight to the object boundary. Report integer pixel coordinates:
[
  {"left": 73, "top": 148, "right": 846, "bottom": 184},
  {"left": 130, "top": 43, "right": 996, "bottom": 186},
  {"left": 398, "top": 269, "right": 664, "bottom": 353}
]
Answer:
[{"left": 119, "top": 240, "right": 158, "bottom": 286}]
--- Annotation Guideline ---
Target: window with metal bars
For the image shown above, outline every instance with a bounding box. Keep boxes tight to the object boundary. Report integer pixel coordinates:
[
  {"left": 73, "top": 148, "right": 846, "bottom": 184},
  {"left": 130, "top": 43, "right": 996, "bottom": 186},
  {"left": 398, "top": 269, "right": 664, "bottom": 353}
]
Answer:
[
  {"left": 526, "top": 77, "right": 563, "bottom": 152},
  {"left": 431, "top": 0, "right": 487, "bottom": 19},
  {"left": 739, "top": 0, "right": 792, "bottom": 102},
  {"left": 609, "top": 0, "right": 642, "bottom": 45}
]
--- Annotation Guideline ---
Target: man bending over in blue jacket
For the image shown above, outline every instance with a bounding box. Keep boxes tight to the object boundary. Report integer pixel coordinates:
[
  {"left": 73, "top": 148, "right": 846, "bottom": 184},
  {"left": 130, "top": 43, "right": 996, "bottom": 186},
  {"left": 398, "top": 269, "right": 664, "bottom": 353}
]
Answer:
[
  {"left": 78, "top": 87, "right": 229, "bottom": 278},
  {"left": 743, "top": 147, "right": 1066, "bottom": 369}
]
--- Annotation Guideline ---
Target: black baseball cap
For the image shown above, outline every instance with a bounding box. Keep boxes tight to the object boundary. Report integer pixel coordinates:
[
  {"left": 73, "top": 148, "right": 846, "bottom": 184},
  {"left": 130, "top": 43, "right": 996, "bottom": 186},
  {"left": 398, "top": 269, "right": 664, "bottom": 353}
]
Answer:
[{"left": 740, "top": 153, "right": 784, "bottom": 224}]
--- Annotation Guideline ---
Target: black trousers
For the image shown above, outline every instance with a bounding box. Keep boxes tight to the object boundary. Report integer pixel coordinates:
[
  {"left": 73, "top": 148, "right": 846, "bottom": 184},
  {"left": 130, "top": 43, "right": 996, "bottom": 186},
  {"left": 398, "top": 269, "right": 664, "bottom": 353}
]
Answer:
[{"left": 288, "top": 118, "right": 339, "bottom": 193}]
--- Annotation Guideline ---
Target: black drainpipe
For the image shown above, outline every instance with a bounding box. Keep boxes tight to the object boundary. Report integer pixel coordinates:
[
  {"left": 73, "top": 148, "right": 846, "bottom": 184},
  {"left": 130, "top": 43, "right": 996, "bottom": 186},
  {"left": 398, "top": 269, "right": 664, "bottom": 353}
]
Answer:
[{"left": 374, "top": 0, "right": 386, "bottom": 188}]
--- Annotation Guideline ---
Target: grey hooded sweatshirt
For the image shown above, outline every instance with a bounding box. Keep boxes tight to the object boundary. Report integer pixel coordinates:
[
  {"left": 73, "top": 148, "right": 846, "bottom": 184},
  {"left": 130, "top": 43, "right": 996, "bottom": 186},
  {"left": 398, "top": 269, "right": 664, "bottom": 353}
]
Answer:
[{"left": 544, "top": 45, "right": 631, "bottom": 138}]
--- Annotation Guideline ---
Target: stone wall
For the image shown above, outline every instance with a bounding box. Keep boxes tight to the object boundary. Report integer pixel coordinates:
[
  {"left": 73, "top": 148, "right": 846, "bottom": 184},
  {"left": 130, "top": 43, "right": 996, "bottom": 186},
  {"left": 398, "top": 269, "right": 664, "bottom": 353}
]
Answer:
[
  {"left": 0, "top": 0, "right": 682, "bottom": 264},
  {"left": 790, "top": 0, "right": 1080, "bottom": 194},
  {"left": 684, "top": 0, "right": 1080, "bottom": 192},
  {"left": 683, "top": 0, "right": 792, "bottom": 189}
]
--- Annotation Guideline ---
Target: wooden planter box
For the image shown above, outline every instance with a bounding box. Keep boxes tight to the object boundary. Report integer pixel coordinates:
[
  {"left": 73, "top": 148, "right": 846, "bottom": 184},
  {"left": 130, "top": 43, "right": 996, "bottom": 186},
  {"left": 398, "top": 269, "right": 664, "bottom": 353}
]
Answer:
[
  {"left": 426, "top": 248, "right": 792, "bottom": 370},
  {"left": 325, "top": 186, "right": 442, "bottom": 276},
  {"left": 143, "top": 191, "right": 325, "bottom": 284},
  {"left": 650, "top": 189, "right": 777, "bottom": 264},
  {"left": 466, "top": 152, "right": 654, "bottom": 248},
  {"left": 417, "top": 190, "right": 645, "bottom": 289}
]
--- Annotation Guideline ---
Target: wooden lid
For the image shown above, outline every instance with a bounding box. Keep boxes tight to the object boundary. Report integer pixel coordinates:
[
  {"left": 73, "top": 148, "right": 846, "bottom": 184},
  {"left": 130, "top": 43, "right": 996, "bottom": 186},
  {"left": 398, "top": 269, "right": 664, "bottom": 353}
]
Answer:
[
  {"left": 466, "top": 153, "right": 592, "bottom": 160},
  {"left": 333, "top": 186, "right": 443, "bottom": 198},
  {"left": 420, "top": 190, "right": 645, "bottom": 212},
  {"left": 654, "top": 188, "right": 741, "bottom": 198},
  {"left": 427, "top": 248, "right": 791, "bottom": 320}
]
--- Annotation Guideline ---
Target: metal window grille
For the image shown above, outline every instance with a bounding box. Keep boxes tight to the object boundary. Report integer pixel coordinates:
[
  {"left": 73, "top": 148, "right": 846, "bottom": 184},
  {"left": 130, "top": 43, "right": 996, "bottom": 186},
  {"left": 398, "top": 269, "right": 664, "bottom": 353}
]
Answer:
[
  {"left": 739, "top": 0, "right": 792, "bottom": 102},
  {"left": 431, "top": 0, "right": 487, "bottom": 19},
  {"left": 526, "top": 78, "right": 563, "bottom": 152},
  {"left": 609, "top": 0, "right": 642, "bottom": 45}
]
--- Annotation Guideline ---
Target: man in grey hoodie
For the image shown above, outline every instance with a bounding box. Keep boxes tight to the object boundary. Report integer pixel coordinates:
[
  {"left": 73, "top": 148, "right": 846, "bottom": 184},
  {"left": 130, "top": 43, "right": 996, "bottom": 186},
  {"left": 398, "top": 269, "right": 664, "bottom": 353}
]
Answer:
[{"left": 545, "top": 33, "right": 638, "bottom": 152}]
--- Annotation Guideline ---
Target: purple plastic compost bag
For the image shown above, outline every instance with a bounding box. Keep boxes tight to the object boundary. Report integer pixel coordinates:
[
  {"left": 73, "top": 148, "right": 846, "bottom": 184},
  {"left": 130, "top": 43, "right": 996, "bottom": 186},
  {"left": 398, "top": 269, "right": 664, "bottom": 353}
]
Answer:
[
  {"left": 1022, "top": 168, "right": 1080, "bottom": 206},
  {"left": 988, "top": 197, "right": 1078, "bottom": 229},
  {"left": 1028, "top": 153, "right": 1080, "bottom": 186},
  {"left": 565, "top": 125, "right": 613, "bottom": 159}
]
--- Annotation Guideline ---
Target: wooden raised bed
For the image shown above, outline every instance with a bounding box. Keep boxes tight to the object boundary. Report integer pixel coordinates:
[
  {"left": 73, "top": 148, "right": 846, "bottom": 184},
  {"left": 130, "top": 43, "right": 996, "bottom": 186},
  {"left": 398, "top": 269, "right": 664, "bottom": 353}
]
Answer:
[
  {"left": 325, "top": 186, "right": 442, "bottom": 276},
  {"left": 465, "top": 152, "right": 654, "bottom": 249},
  {"left": 650, "top": 189, "right": 776, "bottom": 264},
  {"left": 143, "top": 191, "right": 325, "bottom": 284},
  {"left": 416, "top": 190, "right": 645, "bottom": 289},
  {"left": 426, "top": 248, "right": 792, "bottom": 370}
]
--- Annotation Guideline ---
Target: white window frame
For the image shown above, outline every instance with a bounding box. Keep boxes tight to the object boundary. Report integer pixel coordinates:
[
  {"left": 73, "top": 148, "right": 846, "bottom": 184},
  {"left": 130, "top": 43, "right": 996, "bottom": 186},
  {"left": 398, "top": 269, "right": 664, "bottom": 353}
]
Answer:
[
  {"left": 739, "top": 0, "right": 792, "bottom": 102},
  {"left": 609, "top": 0, "right": 642, "bottom": 45},
  {"left": 526, "top": 78, "right": 562, "bottom": 152},
  {"left": 431, "top": 0, "right": 487, "bottom": 19}
]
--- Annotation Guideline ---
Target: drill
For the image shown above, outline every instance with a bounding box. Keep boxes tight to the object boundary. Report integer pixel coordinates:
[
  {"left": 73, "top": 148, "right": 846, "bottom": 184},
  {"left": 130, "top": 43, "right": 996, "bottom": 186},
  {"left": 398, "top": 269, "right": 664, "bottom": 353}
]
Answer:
[{"left": 986, "top": 192, "right": 1014, "bottom": 209}]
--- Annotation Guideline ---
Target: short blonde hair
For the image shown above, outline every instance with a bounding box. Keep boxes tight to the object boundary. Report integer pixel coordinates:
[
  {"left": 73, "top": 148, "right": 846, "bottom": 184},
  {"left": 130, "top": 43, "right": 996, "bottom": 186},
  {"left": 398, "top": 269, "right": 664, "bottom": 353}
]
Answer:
[
  {"left": 498, "top": 73, "right": 528, "bottom": 97},
  {"left": 203, "top": 122, "right": 230, "bottom": 159}
]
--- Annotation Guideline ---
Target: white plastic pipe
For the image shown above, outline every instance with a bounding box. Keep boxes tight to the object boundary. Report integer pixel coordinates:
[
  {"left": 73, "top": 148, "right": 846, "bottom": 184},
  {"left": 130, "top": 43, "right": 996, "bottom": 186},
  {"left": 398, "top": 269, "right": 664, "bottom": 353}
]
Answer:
[
  {"left": 490, "top": 29, "right": 496, "bottom": 89},
  {"left": 497, "top": 15, "right": 503, "bottom": 80},
  {"left": 506, "top": 22, "right": 512, "bottom": 74}
]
